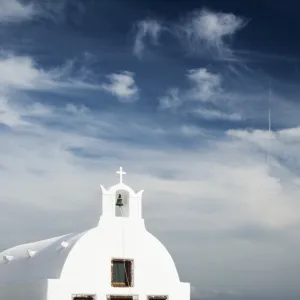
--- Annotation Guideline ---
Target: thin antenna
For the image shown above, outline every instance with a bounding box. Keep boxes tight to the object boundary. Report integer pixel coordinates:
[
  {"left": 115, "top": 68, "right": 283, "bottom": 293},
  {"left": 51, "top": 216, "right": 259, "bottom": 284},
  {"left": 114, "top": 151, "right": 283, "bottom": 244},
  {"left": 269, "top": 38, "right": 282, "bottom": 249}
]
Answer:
[
  {"left": 266, "top": 80, "right": 280, "bottom": 183},
  {"left": 267, "top": 79, "right": 272, "bottom": 168},
  {"left": 268, "top": 87, "right": 271, "bottom": 133}
]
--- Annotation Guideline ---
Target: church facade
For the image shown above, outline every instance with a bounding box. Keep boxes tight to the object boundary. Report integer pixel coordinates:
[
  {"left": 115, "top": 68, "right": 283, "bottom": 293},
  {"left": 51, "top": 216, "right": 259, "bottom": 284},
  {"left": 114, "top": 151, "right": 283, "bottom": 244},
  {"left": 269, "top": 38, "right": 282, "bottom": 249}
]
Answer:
[{"left": 0, "top": 167, "right": 190, "bottom": 300}]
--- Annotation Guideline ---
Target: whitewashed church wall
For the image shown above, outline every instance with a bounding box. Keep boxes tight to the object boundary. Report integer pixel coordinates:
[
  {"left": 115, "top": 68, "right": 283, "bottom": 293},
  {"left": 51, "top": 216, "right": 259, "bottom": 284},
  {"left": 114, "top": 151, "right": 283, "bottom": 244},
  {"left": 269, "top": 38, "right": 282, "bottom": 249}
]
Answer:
[{"left": 48, "top": 279, "right": 190, "bottom": 300}]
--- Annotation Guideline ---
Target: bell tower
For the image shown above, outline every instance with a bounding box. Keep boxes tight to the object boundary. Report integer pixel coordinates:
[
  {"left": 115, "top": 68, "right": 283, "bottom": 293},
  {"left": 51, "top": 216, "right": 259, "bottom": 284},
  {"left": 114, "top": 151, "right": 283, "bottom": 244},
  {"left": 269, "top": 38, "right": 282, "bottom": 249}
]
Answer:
[{"left": 98, "top": 167, "right": 144, "bottom": 223}]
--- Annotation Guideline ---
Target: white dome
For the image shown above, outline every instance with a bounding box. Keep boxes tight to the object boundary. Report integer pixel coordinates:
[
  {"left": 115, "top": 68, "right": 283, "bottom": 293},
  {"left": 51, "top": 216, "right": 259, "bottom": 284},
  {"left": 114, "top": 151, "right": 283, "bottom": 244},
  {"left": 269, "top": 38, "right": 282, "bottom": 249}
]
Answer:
[
  {"left": 0, "top": 223, "right": 180, "bottom": 287},
  {"left": 61, "top": 223, "right": 180, "bottom": 286}
]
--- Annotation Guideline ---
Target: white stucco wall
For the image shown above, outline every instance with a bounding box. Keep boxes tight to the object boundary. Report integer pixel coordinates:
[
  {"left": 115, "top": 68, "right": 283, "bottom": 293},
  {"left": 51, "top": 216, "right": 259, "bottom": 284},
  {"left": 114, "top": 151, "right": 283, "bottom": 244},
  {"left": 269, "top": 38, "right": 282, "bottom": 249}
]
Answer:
[
  {"left": 46, "top": 217, "right": 190, "bottom": 300},
  {"left": 61, "top": 219, "right": 180, "bottom": 282},
  {"left": 47, "top": 279, "right": 190, "bottom": 300}
]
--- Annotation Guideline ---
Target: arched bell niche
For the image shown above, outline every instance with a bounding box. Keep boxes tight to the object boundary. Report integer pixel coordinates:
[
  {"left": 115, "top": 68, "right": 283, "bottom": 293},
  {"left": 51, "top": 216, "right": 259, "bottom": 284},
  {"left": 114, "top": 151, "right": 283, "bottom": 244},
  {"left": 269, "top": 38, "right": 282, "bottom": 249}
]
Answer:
[{"left": 115, "top": 189, "right": 130, "bottom": 217}]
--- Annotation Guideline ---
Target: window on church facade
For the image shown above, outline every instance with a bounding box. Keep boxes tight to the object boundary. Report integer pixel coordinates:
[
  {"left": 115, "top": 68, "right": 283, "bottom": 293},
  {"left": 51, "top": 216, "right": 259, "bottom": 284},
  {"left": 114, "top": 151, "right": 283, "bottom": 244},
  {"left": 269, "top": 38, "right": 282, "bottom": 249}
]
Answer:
[
  {"left": 111, "top": 259, "right": 133, "bottom": 287},
  {"left": 147, "top": 296, "right": 168, "bottom": 300},
  {"left": 109, "top": 297, "right": 133, "bottom": 300},
  {"left": 72, "top": 295, "right": 96, "bottom": 300}
]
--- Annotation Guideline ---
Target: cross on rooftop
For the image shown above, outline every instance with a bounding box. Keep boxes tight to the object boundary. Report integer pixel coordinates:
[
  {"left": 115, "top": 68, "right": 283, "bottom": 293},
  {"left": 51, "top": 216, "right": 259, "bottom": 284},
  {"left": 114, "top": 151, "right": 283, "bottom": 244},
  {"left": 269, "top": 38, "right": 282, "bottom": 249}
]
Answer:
[{"left": 116, "top": 166, "right": 126, "bottom": 183}]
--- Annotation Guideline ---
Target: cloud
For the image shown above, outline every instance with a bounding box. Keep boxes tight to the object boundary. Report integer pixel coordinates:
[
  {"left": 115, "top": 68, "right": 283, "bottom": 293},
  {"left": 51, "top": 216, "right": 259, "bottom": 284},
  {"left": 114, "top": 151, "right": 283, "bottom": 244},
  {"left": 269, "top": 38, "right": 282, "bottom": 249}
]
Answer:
[
  {"left": 186, "top": 68, "right": 222, "bottom": 102},
  {"left": 279, "top": 127, "right": 300, "bottom": 141},
  {"left": 132, "top": 9, "right": 247, "bottom": 61},
  {"left": 0, "top": 53, "right": 139, "bottom": 129},
  {"left": 178, "top": 8, "right": 247, "bottom": 56},
  {"left": 0, "top": 0, "right": 82, "bottom": 25},
  {"left": 0, "top": 53, "right": 52, "bottom": 128},
  {"left": 159, "top": 68, "right": 238, "bottom": 120},
  {"left": 101, "top": 71, "right": 139, "bottom": 102},
  {"left": 179, "top": 125, "right": 207, "bottom": 137},
  {"left": 0, "top": 96, "right": 28, "bottom": 127},
  {"left": 159, "top": 68, "right": 222, "bottom": 110},
  {"left": 133, "top": 19, "right": 162, "bottom": 58},
  {"left": 0, "top": 54, "right": 44, "bottom": 89},
  {"left": 0, "top": 52, "right": 104, "bottom": 92},
  {"left": 158, "top": 88, "right": 182, "bottom": 110},
  {"left": 227, "top": 129, "right": 274, "bottom": 145},
  {"left": 0, "top": 0, "right": 35, "bottom": 23},
  {"left": 191, "top": 107, "right": 242, "bottom": 121},
  {"left": 2, "top": 106, "right": 300, "bottom": 231},
  {"left": 197, "top": 288, "right": 241, "bottom": 299},
  {"left": 226, "top": 128, "right": 300, "bottom": 183},
  {"left": 0, "top": 93, "right": 53, "bottom": 128}
]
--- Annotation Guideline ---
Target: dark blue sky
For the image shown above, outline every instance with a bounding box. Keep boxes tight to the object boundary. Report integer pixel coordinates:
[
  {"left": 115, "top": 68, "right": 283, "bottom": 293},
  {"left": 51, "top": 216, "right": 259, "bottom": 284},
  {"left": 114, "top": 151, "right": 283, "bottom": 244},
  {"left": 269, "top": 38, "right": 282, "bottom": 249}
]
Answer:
[{"left": 0, "top": 0, "right": 298, "bottom": 133}]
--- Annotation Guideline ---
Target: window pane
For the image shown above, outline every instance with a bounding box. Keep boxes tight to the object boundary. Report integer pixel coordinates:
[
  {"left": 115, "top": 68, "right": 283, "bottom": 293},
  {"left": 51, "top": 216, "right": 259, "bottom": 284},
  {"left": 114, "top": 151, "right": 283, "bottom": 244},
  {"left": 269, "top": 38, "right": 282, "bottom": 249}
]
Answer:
[{"left": 113, "top": 261, "right": 125, "bottom": 283}]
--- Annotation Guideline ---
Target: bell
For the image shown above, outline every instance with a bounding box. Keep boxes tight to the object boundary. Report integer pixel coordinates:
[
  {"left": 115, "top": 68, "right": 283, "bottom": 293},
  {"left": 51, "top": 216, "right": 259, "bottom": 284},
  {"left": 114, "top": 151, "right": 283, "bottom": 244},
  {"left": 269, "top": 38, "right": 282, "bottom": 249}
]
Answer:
[{"left": 116, "top": 194, "right": 123, "bottom": 207}]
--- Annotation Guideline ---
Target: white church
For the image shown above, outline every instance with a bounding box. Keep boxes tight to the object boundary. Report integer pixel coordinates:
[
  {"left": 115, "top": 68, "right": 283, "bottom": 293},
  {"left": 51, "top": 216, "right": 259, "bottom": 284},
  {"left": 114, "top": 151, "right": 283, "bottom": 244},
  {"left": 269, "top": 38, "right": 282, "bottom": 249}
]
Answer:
[{"left": 0, "top": 167, "right": 190, "bottom": 300}]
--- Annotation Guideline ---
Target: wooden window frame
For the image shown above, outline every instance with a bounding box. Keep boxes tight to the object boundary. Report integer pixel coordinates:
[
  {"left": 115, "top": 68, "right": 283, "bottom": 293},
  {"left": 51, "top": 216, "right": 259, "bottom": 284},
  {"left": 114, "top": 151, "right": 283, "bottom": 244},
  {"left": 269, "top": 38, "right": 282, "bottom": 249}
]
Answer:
[
  {"left": 147, "top": 296, "right": 168, "bottom": 300},
  {"left": 72, "top": 294, "right": 97, "bottom": 300},
  {"left": 107, "top": 296, "right": 135, "bottom": 300},
  {"left": 111, "top": 258, "right": 134, "bottom": 287}
]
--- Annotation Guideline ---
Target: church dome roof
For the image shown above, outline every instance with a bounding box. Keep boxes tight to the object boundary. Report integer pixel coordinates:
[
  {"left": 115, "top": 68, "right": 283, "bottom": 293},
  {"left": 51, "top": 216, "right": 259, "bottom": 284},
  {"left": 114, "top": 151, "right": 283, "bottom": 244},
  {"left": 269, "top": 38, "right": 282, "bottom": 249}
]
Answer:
[{"left": 0, "top": 225, "right": 180, "bottom": 285}]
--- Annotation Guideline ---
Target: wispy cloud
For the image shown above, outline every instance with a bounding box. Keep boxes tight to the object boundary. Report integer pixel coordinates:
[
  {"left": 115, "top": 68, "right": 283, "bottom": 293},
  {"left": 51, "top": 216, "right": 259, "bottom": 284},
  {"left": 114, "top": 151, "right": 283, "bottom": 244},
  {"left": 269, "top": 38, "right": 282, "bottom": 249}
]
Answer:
[
  {"left": 0, "top": 0, "right": 35, "bottom": 23},
  {"left": 159, "top": 68, "right": 239, "bottom": 120},
  {"left": 101, "top": 71, "right": 139, "bottom": 102},
  {"left": 134, "top": 8, "right": 247, "bottom": 60},
  {"left": 191, "top": 107, "right": 242, "bottom": 121},
  {"left": 159, "top": 88, "right": 182, "bottom": 110},
  {"left": 133, "top": 19, "right": 162, "bottom": 58},
  {"left": 0, "top": 93, "right": 53, "bottom": 128},
  {"left": 186, "top": 68, "right": 222, "bottom": 102},
  {"left": 0, "top": 0, "right": 79, "bottom": 25},
  {"left": 0, "top": 53, "right": 139, "bottom": 128},
  {"left": 159, "top": 68, "right": 222, "bottom": 109},
  {"left": 0, "top": 52, "right": 103, "bottom": 92},
  {"left": 0, "top": 53, "right": 45, "bottom": 89},
  {"left": 178, "top": 8, "right": 247, "bottom": 57},
  {"left": 0, "top": 53, "right": 50, "bottom": 128},
  {"left": 0, "top": 96, "right": 27, "bottom": 127},
  {"left": 228, "top": 127, "right": 300, "bottom": 161}
]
